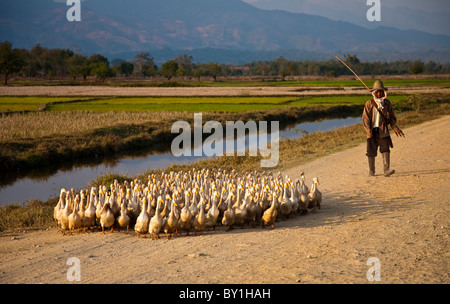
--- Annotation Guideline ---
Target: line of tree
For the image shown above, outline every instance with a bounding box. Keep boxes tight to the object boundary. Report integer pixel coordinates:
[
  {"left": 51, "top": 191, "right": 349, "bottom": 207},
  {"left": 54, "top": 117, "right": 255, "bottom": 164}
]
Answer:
[
  {"left": 1, "top": 41, "right": 449, "bottom": 85},
  {"left": 245, "top": 55, "right": 446, "bottom": 79}
]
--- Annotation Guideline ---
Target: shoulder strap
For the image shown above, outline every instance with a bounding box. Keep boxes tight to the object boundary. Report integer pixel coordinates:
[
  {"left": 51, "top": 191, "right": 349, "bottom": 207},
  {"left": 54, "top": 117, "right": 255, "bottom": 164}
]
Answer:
[{"left": 371, "top": 99, "right": 388, "bottom": 123}]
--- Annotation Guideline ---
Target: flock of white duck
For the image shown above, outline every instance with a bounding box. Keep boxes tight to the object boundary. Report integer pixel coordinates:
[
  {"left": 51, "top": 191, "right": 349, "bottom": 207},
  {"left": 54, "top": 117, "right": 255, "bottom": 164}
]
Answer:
[{"left": 54, "top": 168, "right": 322, "bottom": 239}]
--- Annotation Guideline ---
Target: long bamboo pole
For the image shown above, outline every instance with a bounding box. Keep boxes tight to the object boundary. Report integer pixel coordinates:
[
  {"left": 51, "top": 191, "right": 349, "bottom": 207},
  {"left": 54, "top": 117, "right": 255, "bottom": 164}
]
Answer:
[{"left": 334, "top": 54, "right": 371, "bottom": 92}]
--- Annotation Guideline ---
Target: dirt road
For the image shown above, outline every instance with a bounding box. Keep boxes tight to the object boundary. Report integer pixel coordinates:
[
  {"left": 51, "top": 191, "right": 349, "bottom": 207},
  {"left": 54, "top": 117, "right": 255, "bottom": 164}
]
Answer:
[
  {"left": 1, "top": 85, "right": 449, "bottom": 97},
  {"left": 1, "top": 115, "right": 449, "bottom": 284}
]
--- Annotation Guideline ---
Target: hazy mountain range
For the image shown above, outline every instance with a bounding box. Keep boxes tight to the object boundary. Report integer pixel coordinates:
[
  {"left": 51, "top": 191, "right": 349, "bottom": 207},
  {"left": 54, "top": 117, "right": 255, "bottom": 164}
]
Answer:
[
  {"left": 1, "top": 0, "right": 449, "bottom": 64},
  {"left": 244, "top": 0, "right": 450, "bottom": 36}
]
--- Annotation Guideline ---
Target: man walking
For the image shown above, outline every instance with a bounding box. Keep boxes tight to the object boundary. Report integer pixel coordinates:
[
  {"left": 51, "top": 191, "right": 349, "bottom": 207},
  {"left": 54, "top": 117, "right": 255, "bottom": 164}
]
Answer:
[{"left": 362, "top": 80, "right": 405, "bottom": 177}]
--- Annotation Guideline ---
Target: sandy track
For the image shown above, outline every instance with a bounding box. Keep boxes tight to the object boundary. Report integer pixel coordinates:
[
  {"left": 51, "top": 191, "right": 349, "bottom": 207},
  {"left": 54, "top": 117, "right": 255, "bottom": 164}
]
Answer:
[
  {"left": 1, "top": 116, "right": 449, "bottom": 284},
  {"left": 1, "top": 85, "right": 449, "bottom": 97}
]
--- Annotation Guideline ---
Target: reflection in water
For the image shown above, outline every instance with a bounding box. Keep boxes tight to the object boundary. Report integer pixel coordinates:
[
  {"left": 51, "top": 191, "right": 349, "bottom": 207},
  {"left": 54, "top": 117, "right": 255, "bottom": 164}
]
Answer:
[{"left": 0, "top": 117, "right": 360, "bottom": 205}]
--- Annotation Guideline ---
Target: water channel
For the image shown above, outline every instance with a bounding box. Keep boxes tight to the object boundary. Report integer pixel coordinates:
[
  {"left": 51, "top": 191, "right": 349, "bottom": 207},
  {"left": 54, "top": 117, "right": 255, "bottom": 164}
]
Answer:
[{"left": 0, "top": 117, "right": 361, "bottom": 205}]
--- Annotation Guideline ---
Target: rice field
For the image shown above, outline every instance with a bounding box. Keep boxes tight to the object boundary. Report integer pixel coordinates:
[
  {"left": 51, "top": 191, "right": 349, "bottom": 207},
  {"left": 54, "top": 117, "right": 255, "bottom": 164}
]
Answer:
[
  {"left": 1, "top": 95, "right": 409, "bottom": 113},
  {"left": 0, "top": 97, "right": 90, "bottom": 112},
  {"left": 45, "top": 96, "right": 299, "bottom": 112},
  {"left": 0, "top": 94, "right": 409, "bottom": 140}
]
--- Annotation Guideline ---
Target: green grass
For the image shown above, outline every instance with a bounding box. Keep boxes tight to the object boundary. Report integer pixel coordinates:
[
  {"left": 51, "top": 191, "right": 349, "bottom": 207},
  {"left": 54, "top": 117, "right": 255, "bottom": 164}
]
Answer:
[
  {"left": 45, "top": 96, "right": 300, "bottom": 112},
  {"left": 289, "top": 95, "right": 408, "bottom": 106},
  {"left": 0, "top": 95, "right": 409, "bottom": 113},
  {"left": 43, "top": 95, "right": 409, "bottom": 112},
  {"left": 0, "top": 97, "right": 87, "bottom": 112}
]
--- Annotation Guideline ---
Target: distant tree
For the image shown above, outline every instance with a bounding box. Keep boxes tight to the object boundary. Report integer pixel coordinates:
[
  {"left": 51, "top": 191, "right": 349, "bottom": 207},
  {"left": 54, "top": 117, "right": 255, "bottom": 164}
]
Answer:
[
  {"left": 285, "top": 62, "right": 298, "bottom": 76},
  {"left": 86, "top": 54, "right": 111, "bottom": 81},
  {"left": 345, "top": 54, "right": 360, "bottom": 65},
  {"left": 256, "top": 61, "right": 271, "bottom": 76},
  {"left": 193, "top": 68, "right": 204, "bottom": 81},
  {"left": 88, "top": 53, "right": 109, "bottom": 66},
  {"left": 134, "top": 52, "right": 156, "bottom": 78},
  {"left": 79, "top": 61, "right": 91, "bottom": 81},
  {"left": 176, "top": 67, "right": 187, "bottom": 78},
  {"left": 0, "top": 41, "right": 25, "bottom": 85},
  {"left": 118, "top": 61, "right": 134, "bottom": 76},
  {"left": 270, "top": 57, "right": 288, "bottom": 76},
  {"left": 409, "top": 60, "right": 424, "bottom": 79},
  {"left": 175, "top": 54, "right": 194, "bottom": 77},
  {"left": 160, "top": 60, "right": 179, "bottom": 80},
  {"left": 423, "top": 61, "right": 443, "bottom": 74},
  {"left": 279, "top": 67, "right": 288, "bottom": 81},
  {"left": 67, "top": 53, "right": 88, "bottom": 80},
  {"left": 207, "top": 62, "right": 222, "bottom": 81},
  {"left": 92, "top": 62, "right": 113, "bottom": 82},
  {"left": 47, "top": 48, "right": 74, "bottom": 76}
]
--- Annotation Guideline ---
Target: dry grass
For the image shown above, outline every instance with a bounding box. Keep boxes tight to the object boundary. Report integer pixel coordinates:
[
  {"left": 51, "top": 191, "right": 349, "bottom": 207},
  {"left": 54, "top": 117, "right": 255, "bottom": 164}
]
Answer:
[
  {"left": 0, "top": 199, "right": 57, "bottom": 232},
  {"left": 0, "top": 111, "right": 190, "bottom": 141}
]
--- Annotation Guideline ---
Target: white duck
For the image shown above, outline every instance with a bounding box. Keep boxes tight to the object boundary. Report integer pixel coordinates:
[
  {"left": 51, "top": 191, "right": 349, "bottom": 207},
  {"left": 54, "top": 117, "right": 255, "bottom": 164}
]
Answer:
[
  {"left": 262, "top": 191, "right": 278, "bottom": 229},
  {"left": 100, "top": 202, "right": 115, "bottom": 234},
  {"left": 54, "top": 188, "right": 66, "bottom": 231},
  {"left": 279, "top": 183, "right": 292, "bottom": 220},
  {"left": 78, "top": 190, "right": 86, "bottom": 223},
  {"left": 289, "top": 182, "right": 299, "bottom": 216},
  {"left": 297, "top": 179, "right": 309, "bottom": 215},
  {"left": 222, "top": 192, "right": 235, "bottom": 231},
  {"left": 82, "top": 187, "right": 97, "bottom": 232},
  {"left": 178, "top": 190, "right": 193, "bottom": 235},
  {"left": 135, "top": 198, "right": 150, "bottom": 237},
  {"left": 192, "top": 197, "right": 206, "bottom": 236},
  {"left": 68, "top": 196, "right": 82, "bottom": 236},
  {"left": 95, "top": 186, "right": 106, "bottom": 226},
  {"left": 127, "top": 188, "right": 140, "bottom": 222},
  {"left": 149, "top": 196, "right": 164, "bottom": 240},
  {"left": 233, "top": 192, "right": 248, "bottom": 229},
  {"left": 205, "top": 191, "right": 220, "bottom": 231},
  {"left": 117, "top": 201, "right": 131, "bottom": 233},
  {"left": 163, "top": 200, "right": 178, "bottom": 240},
  {"left": 308, "top": 177, "right": 322, "bottom": 212},
  {"left": 60, "top": 193, "right": 71, "bottom": 235}
]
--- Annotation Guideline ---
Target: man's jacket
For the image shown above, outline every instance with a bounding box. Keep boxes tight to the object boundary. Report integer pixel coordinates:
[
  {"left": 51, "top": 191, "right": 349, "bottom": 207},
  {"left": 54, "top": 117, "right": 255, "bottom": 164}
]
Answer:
[{"left": 362, "top": 99, "right": 399, "bottom": 139}]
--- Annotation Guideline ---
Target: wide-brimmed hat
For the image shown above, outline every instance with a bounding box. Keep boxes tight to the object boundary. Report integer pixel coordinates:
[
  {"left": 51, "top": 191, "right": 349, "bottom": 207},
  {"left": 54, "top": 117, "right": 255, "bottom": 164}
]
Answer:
[{"left": 370, "top": 80, "right": 388, "bottom": 92}]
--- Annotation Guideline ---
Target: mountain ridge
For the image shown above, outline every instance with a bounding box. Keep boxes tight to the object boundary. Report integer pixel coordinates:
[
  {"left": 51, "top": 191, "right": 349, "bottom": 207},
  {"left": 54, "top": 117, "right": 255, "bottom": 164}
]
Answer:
[{"left": 1, "top": 0, "right": 449, "bottom": 63}]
